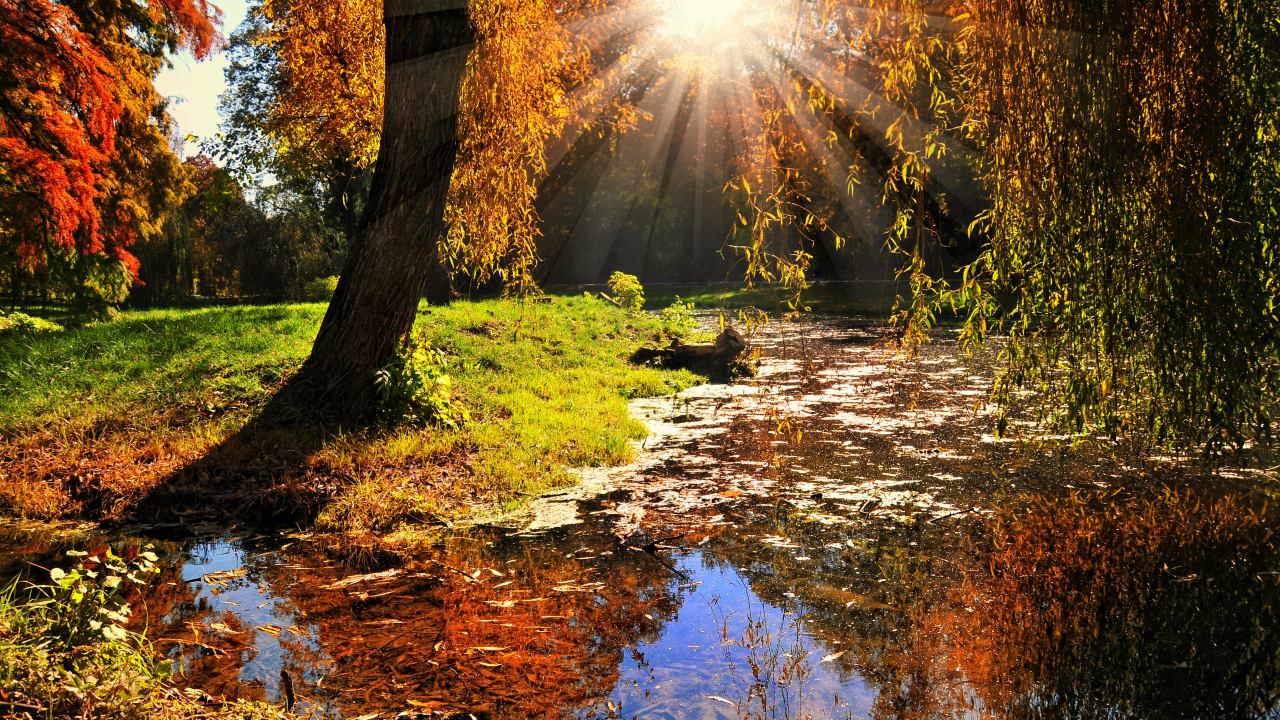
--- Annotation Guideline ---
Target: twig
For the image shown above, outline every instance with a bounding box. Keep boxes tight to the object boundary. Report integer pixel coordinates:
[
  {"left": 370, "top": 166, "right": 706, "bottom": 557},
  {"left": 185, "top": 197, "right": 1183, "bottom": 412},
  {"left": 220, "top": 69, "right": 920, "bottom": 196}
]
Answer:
[{"left": 929, "top": 507, "right": 978, "bottom": 523}]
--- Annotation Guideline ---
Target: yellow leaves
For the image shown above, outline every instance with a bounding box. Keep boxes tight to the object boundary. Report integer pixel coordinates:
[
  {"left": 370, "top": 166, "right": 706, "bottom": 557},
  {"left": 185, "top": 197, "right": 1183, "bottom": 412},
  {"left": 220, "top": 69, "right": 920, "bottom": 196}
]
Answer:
[
  {"left": 262, "top": 0, "right": 384, "bottom": 169},
  {"left": 443, "top": 0, "right": 591, "bottom": 294}
]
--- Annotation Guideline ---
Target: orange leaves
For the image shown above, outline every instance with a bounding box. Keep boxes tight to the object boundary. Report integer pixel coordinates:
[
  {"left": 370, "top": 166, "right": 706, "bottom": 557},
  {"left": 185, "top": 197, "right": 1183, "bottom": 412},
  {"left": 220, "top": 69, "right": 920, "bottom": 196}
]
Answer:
[
  {"left": 1, "top": 0, "right": 222, "bottom": 294},
  {"left": 261, "top": 0, "right": 384, "bottom": 170},
  {"left": 0, "top": 0, "right": 118, "bottom": 260},
  {"left": 445, "top": 0, "right": 596, "bottom": 293}
]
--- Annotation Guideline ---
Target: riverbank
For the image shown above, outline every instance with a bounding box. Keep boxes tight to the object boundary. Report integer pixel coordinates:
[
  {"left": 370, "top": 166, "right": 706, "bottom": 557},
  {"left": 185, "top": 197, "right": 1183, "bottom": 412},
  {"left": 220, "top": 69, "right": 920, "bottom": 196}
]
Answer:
[{"left": 0, "top": 296, "right": 702, "bottom": 537}]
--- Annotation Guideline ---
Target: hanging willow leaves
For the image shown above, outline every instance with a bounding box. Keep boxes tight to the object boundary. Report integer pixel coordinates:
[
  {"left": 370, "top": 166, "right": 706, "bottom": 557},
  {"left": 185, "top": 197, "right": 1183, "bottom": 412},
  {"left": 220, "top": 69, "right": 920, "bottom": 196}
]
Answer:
[
  {"left": 443, "top": 0, "right": 595, "bottom": 295},
  {"left": 848, "top": 0, "right": 1280, "bottom": 450}
]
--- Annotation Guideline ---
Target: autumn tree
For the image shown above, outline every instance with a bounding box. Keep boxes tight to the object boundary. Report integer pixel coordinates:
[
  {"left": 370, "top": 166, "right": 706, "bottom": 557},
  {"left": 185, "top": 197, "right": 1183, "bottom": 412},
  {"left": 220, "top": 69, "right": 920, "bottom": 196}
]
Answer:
[
  {"left": 211, "top": 0, "right": 379, "bottom": 251},
  {"left": 0, "top": 0, "right": 222, "bottom": 316},
  {"left": 241, "top": 0, "right": 589, "bottom": 419}
]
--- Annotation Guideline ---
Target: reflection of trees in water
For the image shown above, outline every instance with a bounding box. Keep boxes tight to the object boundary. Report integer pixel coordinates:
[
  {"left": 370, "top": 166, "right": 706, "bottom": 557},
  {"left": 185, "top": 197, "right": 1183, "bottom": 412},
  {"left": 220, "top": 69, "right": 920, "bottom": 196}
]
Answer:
[
  {"left": 947, "top": 489, "right": 1280, "bottom": 720},
  {"left": 144, "top": 527, "right": 688, "bottom": 718},
  {"left": 721, "top": 487, "right": 1280, "bottom": 719}
]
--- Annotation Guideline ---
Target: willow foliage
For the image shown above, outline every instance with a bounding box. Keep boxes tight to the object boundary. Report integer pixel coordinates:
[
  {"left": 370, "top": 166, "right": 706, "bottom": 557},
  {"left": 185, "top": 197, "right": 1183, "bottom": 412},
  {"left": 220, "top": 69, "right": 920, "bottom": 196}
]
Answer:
[
  {"left": 862, "top": 0, "right": 1280, "bottom": 449},
  {"left": 445, "top": 0, "right": 594, "bottom": 294}
]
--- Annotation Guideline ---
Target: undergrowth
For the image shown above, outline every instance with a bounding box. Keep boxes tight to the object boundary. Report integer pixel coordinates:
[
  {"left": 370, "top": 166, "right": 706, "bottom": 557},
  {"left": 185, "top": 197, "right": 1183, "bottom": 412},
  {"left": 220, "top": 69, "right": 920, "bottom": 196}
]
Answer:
[{"left": 0, "top": 547, "right": 296, "bottom": 719}]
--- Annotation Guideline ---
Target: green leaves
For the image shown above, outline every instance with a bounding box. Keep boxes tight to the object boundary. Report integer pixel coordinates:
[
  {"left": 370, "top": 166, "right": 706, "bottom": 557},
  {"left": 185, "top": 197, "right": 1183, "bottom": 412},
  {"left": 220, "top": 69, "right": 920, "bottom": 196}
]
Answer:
[
  {"left": 883, "top": 0, "right": 1280, "bottom": 451},
  {"left": 607, "top": 272, "right": 646, "bottom": 313},
  {"left": 373, "top": 334, "right": 470, "bottom": 429}
]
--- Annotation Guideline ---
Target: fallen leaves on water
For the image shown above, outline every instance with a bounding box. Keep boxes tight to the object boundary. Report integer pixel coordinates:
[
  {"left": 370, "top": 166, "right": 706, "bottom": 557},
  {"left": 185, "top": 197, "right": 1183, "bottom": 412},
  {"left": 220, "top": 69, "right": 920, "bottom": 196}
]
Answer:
[
  {"left": 485, "top": 600, "right": 517, "bottom": 608},
  {"left": 552, "top": 582, "right": 605, "bottom": 593},
  {"left": 202, "top": 569, "right": 245, "bottom": 584},
  {"left": 257, "top": 624, "right": 283, "bottom": 636},
  {"left": 704, "top": 695, "right": 735, "bottom": 705},
  {"left": 322, "top": 569, "right": 401, "bottom": 590},
  {"left": 607, "top": 700, "right": 617, "bottom": 712},
  {"left": 468, "top": 646, "right": 509, "bottom": 652},
  {"left": 208, "top": 623, "right": 240, "bottom": 635},
  {"left": 821, "top": 651, "right": 846, "bottom": 662}
]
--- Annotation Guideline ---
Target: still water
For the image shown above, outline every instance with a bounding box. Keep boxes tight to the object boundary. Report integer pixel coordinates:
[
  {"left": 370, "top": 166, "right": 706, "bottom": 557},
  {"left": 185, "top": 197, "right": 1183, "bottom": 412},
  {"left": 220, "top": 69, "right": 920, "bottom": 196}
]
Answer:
[{"left": 3, "top": 318, "right": 1278, "bottom": 719}]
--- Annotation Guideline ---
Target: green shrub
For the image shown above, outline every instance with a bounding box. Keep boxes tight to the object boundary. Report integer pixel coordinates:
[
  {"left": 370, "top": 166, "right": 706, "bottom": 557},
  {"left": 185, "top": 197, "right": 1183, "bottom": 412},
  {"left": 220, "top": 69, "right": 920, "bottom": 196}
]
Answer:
[
  {"left": 303, "top": 275, "right": 340, "bottom": 302},
  {"left": 0, "top": 312, "right": 64, "bottom": 336},
  {"left": 607, "top": 271, "right": 645, "bottom": 312},
  {"left": 0, "top": 544, "right": 299, "bottom": 720},
  {"left": 373, "top": 331, "right": 470, "bottom": 428},
  {"left": 0, "top": 546, "right": 166, "bottom": 718},
  {"left": 658, "top": 296, "right": 699, "bottom": 337}
]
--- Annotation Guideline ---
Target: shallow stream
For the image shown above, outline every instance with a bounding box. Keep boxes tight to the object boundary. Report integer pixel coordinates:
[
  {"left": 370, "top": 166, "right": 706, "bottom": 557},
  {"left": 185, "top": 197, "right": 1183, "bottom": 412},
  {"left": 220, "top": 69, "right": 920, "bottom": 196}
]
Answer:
[{"left": 4, "top": 317, "right": 1279, "bottom": 719}]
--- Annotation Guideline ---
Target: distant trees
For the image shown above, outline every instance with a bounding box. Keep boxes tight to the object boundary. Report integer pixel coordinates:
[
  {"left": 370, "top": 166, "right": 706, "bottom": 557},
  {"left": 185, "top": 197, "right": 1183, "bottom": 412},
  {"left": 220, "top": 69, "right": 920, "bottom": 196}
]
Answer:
[
  {"left": 0, "top": 0, "right": 221, "bottom": 317},
  {"left": 131, "top": 155, "right": 340, "bottom": 304}
]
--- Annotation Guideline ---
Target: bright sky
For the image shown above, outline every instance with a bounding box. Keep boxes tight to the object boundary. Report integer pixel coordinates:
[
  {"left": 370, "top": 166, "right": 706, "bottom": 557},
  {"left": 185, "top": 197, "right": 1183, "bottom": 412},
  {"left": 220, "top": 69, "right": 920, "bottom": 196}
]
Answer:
[{"left": 154, "top": 0, "right": 251, "bottom": 158}]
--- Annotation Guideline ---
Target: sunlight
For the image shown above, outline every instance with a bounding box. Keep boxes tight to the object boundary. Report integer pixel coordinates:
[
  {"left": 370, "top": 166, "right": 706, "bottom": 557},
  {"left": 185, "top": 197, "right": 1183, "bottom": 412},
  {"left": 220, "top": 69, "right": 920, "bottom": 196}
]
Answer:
[{"left": 657, "top": 0, "right": 748, "bottom": 42}]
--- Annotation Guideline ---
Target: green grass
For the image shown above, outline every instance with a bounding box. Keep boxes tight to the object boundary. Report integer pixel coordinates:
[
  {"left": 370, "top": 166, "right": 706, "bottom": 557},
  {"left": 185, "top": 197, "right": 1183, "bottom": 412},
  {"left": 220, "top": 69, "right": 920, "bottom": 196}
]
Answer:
[
  {"left": 0, "top": 297, "right": 699, "bottom": 532},
  {"left": 547, "top": 281, "right": 905, "bottom": 317}
]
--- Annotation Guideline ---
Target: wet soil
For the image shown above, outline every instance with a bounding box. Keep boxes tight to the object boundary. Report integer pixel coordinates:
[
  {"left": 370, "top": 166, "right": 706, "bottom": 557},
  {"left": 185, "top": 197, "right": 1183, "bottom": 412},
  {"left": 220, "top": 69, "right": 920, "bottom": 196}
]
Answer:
[{"left": 3, "top": 317, "right": 1278, "bottom": 720}]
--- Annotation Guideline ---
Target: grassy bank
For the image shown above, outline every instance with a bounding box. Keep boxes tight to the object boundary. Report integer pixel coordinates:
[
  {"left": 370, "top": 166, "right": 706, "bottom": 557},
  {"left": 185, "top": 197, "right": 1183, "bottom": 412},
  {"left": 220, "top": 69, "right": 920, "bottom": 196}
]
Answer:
[
  {"left": 548, "top": 281, "right": 904, "bottom": 317},
  {"left": 0, "top": 297, "right": 700, "bottom": 534}
]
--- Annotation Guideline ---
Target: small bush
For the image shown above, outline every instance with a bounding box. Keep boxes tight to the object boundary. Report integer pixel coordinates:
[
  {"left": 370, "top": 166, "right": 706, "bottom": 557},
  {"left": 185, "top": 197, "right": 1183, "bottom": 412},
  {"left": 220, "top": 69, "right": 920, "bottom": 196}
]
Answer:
[
  {"left": 658, "top": 296, "right": 699, "bottom": 337},
  {"left": 373, "top": 332, "right": 470, "bottom": 428},
  {"left": 0, "top": 545, "right": 298, "bottom": 720},
  {"left": 0, "top": 546, "right": 165, "bottom": 718},
  {"left": 0, "top": 311, "right": 64, "bottom": 336},
  {"left": 303, "top": 275, "right": 340, "bottom": 302},
  {"left": 607, "top": 272, "right": 645, "bottom": 313}
]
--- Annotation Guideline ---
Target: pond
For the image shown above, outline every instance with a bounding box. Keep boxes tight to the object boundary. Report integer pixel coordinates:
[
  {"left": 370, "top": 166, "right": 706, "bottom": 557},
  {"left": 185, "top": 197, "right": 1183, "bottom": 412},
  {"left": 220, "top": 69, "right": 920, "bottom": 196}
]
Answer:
[{"left": 3, "top": 317, "right": 1278, "bottom": 720}]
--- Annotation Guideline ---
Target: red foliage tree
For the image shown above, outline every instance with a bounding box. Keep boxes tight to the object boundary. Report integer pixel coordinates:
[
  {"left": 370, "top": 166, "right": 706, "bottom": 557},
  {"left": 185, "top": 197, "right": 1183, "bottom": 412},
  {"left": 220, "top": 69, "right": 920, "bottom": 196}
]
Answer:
[{"left": 0, "top": 0, "right": 222, "bottom": 308}]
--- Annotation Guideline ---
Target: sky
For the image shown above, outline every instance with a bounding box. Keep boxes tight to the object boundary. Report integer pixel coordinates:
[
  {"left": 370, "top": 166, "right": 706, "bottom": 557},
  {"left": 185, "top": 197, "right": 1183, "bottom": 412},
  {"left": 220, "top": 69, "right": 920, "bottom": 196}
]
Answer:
[{"left": 153, "top": 0, "right": 251, "bottom": 158}]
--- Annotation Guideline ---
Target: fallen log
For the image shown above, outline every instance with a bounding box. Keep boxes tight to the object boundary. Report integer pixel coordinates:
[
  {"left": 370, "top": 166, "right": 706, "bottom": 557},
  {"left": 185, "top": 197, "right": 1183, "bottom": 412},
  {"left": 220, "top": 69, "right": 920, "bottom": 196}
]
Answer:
[{"left": 631, "top": 326, "right": 754, "bottom": 377}]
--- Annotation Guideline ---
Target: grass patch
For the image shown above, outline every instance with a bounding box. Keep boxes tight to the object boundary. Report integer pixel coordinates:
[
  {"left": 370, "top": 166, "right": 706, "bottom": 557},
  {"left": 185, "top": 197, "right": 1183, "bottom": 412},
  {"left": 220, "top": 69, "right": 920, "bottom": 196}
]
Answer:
[
  {"left": 0, "top": 297, "right": 700, "bottom": 533},
  {"left": 548, "top": 281, "right": 905, "bottom": 317}
]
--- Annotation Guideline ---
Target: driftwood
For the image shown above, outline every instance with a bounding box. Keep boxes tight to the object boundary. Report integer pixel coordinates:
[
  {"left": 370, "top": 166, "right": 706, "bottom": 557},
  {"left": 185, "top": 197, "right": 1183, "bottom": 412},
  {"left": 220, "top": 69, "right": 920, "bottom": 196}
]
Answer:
[{"left": 631, "top": 326, "right": 752, "bottom": 377}]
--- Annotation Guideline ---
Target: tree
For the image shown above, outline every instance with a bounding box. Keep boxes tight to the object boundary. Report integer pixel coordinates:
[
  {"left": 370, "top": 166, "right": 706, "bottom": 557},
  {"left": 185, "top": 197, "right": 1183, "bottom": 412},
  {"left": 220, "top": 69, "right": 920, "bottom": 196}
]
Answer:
[
  {"left": 0, "top": 0, "right": 222, "bottom": 315},
  {"left": 211, "top": 0, "right": 377, "bottom": 251},
  {"left": 261, "top": 0, "right": 587, "bottom": 420},
  {"left": 134, "top": 154, "right": 339, "bottom": 302}
]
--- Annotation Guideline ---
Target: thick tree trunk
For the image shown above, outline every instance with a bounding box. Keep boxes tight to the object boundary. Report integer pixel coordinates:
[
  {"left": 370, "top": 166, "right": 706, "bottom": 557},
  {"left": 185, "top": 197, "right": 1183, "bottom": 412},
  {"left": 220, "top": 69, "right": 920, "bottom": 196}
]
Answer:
[{"left": 292, "top": 1, "right": 474, "bottom": 421}]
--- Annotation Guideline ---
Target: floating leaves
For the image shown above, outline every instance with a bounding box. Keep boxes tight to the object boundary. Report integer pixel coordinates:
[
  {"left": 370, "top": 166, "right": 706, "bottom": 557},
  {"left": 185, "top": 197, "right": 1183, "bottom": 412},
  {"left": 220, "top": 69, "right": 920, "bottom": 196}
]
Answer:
[
  {"left": 322, "top": 569, "right": 401, "bottom": 590},
  {"left": 201, "top": 569, "right": 245, "bottom": 585}
]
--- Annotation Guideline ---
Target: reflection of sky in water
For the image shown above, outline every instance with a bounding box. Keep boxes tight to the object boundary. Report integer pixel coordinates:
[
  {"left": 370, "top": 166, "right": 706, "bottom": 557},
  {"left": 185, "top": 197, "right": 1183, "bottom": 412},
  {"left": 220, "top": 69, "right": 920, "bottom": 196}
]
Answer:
[
  {"left": 596, "top": 552, "right": 873, "bottom": 720},
  {"left": 170, "top": 541, "right": 327, "bottom": 706}
]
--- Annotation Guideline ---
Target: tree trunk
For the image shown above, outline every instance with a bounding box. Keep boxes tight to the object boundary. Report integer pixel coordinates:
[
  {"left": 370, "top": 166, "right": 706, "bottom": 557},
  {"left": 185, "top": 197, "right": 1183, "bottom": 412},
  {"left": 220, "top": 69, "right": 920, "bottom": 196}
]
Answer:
[{"left": 291, "top": 2, "right": 475, "bottom": 421}]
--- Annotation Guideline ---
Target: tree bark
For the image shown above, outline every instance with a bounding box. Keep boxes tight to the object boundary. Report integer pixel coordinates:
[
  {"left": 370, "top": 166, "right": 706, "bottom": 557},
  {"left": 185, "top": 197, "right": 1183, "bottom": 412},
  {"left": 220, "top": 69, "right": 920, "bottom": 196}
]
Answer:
[{"left": 291, "top": 1, "right": 475, "bottom": 421}]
